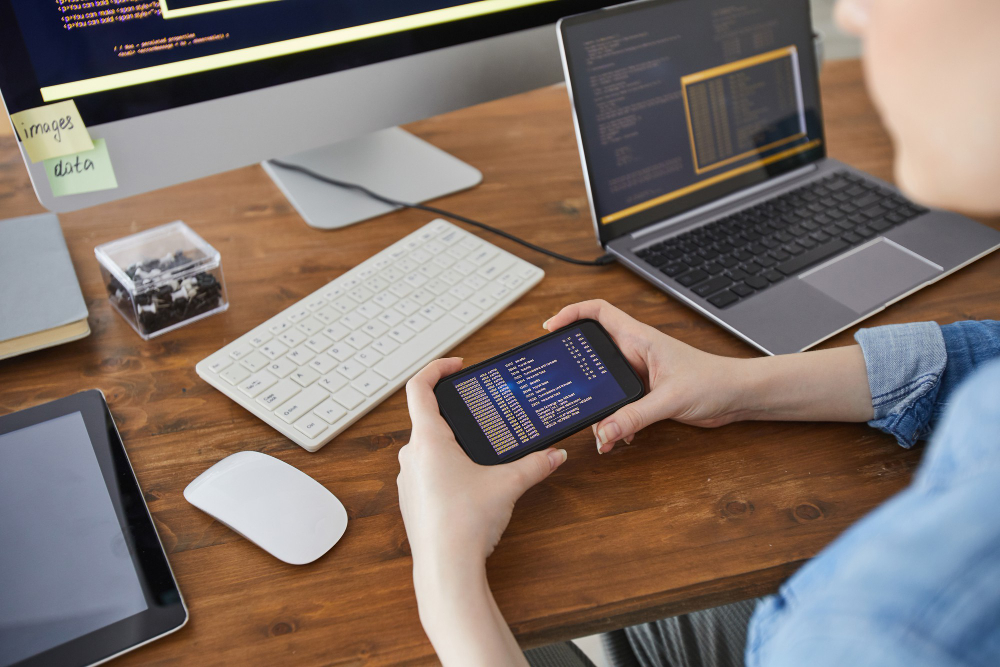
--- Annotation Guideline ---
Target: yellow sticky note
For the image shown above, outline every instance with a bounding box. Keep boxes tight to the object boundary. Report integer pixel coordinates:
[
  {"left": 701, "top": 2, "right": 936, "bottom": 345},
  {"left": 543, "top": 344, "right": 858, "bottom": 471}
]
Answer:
[
  {"left": 44, "top": 138, "right": 118, "bottom": 197},
  {"left": 10, "top": 100, "right": 94, "bottom": 163}
]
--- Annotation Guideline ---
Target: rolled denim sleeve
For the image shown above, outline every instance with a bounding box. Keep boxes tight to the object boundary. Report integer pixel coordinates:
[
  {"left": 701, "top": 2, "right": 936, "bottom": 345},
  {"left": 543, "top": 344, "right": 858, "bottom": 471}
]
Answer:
[{"left": 854, "top": 320, "right": 1000, "bottom": 448}]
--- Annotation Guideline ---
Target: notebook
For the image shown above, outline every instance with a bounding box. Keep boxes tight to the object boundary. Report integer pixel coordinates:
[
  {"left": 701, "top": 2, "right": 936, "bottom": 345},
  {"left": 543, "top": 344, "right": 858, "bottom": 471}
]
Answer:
[{"left": 0, "top": 213, "right": 89, "bottom": 360}]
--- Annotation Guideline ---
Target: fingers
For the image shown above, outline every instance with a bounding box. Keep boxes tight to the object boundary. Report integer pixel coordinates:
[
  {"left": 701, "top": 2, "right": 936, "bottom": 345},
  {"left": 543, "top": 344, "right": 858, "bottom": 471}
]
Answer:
[
  {"left": 505, "top": 448, "right": 568, "bottom": 497},
  {"left": 405, "top": 357, "right": 463, "bottom": 434},
  {"left": 594, "top": 395, "right": 665, "bottom": 453},
  {"left": 543, "top": 299, "right": 627, "bottom": 332}
]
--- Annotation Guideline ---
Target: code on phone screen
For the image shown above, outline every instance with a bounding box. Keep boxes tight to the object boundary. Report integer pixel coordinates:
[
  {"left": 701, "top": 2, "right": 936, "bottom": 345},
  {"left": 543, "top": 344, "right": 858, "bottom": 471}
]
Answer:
[{"left": 452, "top": 326, "right": 626, "bottom": 457}]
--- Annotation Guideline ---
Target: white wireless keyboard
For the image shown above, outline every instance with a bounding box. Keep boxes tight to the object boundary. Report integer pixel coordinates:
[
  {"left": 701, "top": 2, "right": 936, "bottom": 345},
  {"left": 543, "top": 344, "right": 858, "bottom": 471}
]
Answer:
[{"left": 196, "top": 219, "right": 544, "bottom": 452}]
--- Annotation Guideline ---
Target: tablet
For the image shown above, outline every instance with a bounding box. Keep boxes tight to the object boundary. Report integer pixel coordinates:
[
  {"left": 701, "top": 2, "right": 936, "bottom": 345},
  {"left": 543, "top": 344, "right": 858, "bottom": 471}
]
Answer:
[{"left": 0, "top": 390, "right": 187, "bottom": 667}]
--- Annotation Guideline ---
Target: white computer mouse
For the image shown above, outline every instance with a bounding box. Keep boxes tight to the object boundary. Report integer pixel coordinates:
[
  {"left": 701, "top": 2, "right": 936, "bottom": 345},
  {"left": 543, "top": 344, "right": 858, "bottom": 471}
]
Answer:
[{"left": 184, "top": 451, "right": 348, "bottom": 565}]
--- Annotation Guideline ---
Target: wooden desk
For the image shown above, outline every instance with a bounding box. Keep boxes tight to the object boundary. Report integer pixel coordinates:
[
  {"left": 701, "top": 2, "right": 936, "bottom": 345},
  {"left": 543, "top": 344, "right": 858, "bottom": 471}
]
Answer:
[{"left": 2, "top": 60, "right": 998, "bottom": 665}]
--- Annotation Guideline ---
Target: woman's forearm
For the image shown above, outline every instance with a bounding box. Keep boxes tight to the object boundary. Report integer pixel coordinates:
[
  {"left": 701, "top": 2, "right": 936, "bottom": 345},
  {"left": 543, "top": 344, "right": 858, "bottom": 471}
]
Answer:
[
  {"left": 734, "top": 344, "right": 874, "bottom": 423},
  {"left": 414, "top": 555, "right": 528, "bottom": 667}
]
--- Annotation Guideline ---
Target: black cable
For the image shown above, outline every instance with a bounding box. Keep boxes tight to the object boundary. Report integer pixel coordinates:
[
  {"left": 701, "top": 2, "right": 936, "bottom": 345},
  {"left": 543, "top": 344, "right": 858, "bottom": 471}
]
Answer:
[{"left": 267, "top": 159, "right": 616, "bottom": 267}]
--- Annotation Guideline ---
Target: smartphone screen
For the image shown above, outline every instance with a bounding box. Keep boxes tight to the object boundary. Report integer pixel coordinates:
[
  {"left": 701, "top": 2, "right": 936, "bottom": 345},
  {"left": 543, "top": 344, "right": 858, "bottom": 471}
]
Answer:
[{"left": 435, "top": 320, "right": 644, "bottom": 464}]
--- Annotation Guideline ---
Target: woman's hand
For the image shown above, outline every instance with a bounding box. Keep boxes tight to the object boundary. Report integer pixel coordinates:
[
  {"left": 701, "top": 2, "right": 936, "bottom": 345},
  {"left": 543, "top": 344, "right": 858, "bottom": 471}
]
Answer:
[
  {"left": 397, "top": 357, "right": 567, "bottom": 667},
  {"left": 544, "top": 300, "right": 750, "bottom": 453},
  {"left": 544, "top": 300, "right": 874, "bottom": 454},
  {"left": 397, "top": 357, "right": 567, "bottom": 569}
]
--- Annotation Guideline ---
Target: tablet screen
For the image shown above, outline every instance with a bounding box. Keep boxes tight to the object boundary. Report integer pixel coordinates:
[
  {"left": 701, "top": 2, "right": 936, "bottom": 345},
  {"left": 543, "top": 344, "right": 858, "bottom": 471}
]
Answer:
[{"left": 0, "top": 412, "right": 149, "bottom": 666}]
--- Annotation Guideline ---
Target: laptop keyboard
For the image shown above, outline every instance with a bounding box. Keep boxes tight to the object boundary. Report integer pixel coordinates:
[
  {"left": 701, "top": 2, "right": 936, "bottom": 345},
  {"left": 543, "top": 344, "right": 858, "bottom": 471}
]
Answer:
[{"left": 635, "top": 171, "right": 927, "bottom": 309}]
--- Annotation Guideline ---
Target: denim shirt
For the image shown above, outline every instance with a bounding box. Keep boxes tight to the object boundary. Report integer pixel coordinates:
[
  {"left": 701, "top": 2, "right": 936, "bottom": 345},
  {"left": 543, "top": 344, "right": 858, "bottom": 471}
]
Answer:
[{"left": 746, "top": 320, "right": 1000, "bottom": 667}]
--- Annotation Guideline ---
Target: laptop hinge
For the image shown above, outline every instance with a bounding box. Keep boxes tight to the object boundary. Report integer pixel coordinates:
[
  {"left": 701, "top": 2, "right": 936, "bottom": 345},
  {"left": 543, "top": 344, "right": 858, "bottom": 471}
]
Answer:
[{"left": 631, "top": 164, "right": 817, "bottom": 240}]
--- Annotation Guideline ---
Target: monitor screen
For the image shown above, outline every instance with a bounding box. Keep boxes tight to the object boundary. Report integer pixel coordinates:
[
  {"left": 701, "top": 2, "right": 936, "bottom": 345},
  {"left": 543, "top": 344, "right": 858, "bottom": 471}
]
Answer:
[
  {"left": 0, "top": 412, "right": 149, "bottom": 666},
  {"left": 561, "top": 0, "right": 824, "bottom": 242},
  {"left": 451, "top": 325, "right": 626, "bottom": 459},
  {"left": 0, "top": 0, "right": 611, "bottom": 123}
]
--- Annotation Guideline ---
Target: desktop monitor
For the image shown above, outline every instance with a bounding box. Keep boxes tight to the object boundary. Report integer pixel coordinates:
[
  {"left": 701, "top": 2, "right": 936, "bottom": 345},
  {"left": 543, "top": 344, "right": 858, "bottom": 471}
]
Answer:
[{"left": 0, "top": 0, "right": 613, "bottom": 221}]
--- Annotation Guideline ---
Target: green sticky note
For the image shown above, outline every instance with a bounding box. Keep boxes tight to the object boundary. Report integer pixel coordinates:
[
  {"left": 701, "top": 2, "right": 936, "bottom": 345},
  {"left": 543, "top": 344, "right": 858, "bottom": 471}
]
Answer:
[
  {"left": 44, "top": 138, "right": 118, "bottom": 197},
  {"left": 10, "top": 100, "right": 94, "bottom": 163}
]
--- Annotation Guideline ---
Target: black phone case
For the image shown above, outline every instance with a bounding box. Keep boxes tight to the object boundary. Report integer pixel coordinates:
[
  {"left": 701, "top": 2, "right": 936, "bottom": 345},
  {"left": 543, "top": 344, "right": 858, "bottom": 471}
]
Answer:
[{"left": 434, "top": 319, "right": 644, "bottom": 465}]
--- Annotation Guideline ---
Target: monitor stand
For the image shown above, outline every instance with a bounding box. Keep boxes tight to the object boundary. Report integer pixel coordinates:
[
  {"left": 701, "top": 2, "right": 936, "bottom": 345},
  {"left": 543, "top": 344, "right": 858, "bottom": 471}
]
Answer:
[{"left": 261, "top": 127, "right": 483, "bottom": 230}]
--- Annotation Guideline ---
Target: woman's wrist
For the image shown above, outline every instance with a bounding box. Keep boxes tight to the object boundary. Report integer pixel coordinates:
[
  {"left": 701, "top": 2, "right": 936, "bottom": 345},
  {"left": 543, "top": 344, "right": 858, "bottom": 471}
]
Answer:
[{"left": 730, "top": 345, "right": 873, "bottom": 423}]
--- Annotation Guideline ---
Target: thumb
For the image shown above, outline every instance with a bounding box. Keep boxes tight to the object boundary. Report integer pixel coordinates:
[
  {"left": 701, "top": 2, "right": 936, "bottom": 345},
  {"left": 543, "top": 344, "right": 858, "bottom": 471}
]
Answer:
[
  {"left": 595, "top": 396, "right": 663, "bottom": 454},
  {"left": 504, "top": 448, "right": 568, "bottom": 498}
]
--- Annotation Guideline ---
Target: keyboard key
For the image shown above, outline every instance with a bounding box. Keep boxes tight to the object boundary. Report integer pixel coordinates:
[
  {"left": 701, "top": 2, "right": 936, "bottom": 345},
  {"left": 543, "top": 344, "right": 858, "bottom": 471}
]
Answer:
[
  {"left": 296, "top": 317, "right": 323, "bottom": 336},
  {"left": 278, "top": 329, "right": 306, "bottom": 348},
  {"left": 305, "top": 296, "right": 327, "bottom": 311},
  {"left": 375, "top": 314, "right": 462, "bottom": 380},
  {"left": 356, "top": 301, "right": 383, "bottom": 319},
  {"left": 452, "top": 304, "right": 482, "bottom": 324},
  {"left": 677, "top": 270, "right": 708, "bottom": 286},
  {"left": 842, "top": 232, "right": 863, "bottom": 244},
  {"left": 228, "top": 342, "right": 253, "bottom": 360},
  {"left": 331, "top": 295, "right": 358, "bottom": 314},
  {"left": 353, "top": 347, "right": 383, "bottom": 367},
  {"left": 293, "top": 414, "right": 328, "bottom": 439},
  {"left": 372, "top": 336, "right": 399, "bottom": 355},
  {"left": 290, "top": 367, "right": 320, "bottom": 387},
  {"left": 693, "top": 275, "right": 732, "bottom": 297},
  {"left": 345, "top": 331, "right": 373, "bottom": 349},
  {"left": 259, "top": 341, "right": 289, "bottom": 360},
  {"left": 287, "top": 307, "right": 310, "bottom": 323},
  {"left": 248, "top": 331, "right": 272, "bottom": 347},
  {"left": 410, "top": 289, "right": 435, "bottom": 306},
  {"left": 404, "top": 314, "right": 431, "bottom": 332},
  {"left": 276, "top": 386, "right": 328, "bottom": 423},
  {"left": 286, "top": 346, "right": 315, "bottom": 365},
  {"left": 220, "top": 364, "right": 251, "bottom": 385},
  {"left": 314, "top": 306, "right": 340, "bottom": 324},
  {"left": 387, "top": 326, "right": 415, "bottom": 344},
  {"left": 340, "top": 311, "right": 368, "bottom": 330},
  {"left": 238, "top": 370, "right": 278, "bottom": 398},
  {"left": 378, "top": 309, "right": 405, "bottom": 327},
  {"left": 314, "top": 399, "right": 347, "bottom": 424},
  {"left": 763, "top": 270, "right": 784, "bottom": 283},
  {"left": 239, "top": 351, "right": 270, "bottom": 373},
  {"left": 304, "top": 334, "right": 333, "bottom": 354},
  {"left": 256, "top": 380, "right": 300, "bottom": 411},
  {"left": 327, "top": 342, "right": 355, "bottom": 362},
  {"left": 372, "top": 291, "right": 398, "bottom": 308},
  {"left": 362, "top": 320, "right": 389, "bottom": 338},
  {"left": 395, "top": 298, "right": 419, "bottom": 316},
  {"left": 268, "top": 320, "right": 291, "bottom": 335},
  {"left": 318, "top": 372, "right": 348, "bottom": 393},
  {"left": 708, "top": 290, "right": 739, "bottom": 308},
  {"left": 731, "top": 283, "right": 754, "bottom": 297},
  {"left": 267, "top": 357, "right": 298, "bottom": 378},
  {"left": 332, "top": 386, "right": 365, "bottom": 410},
  {"left": 745, "top": 275, "right": 769, "bottom": 290},
  {"left": 776, "top": 239, "right": 849, "bottom": 276},
  {"left": 352, "top": 371, "right": 387, "bottom": 396},
  {"left": 309, "top": 354, "right": 337, "bottom": 375},
  {"left": 206, "top": 355, "right": 233, "bottom": 374},
  {"left": 420, "top": 304, "right": 447, "bottom": 321},
  {"left": 336, "top": 359, "right": 365, "bottom": 380}
]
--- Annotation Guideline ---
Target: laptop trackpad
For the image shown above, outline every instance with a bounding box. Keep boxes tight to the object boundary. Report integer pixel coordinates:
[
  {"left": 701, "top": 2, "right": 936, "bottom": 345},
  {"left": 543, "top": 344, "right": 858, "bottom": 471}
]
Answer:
[{"left": 801, "top": 238, "right": 941, "bottom": 314}]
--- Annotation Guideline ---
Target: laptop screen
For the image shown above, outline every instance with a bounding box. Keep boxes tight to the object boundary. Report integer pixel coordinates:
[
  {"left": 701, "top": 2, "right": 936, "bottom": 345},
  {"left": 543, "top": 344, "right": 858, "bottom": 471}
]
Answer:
[{"left": 560, "top": 0, "right": 825, "bottom": 244}]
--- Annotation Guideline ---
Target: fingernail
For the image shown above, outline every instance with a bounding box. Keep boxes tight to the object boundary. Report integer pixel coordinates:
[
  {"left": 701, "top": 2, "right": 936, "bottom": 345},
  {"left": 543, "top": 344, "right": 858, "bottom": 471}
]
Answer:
[
  {"left": 596, "top": 437, "right": 602, "bottom": 454},
  {"left": 625, "top": 434, "right": 634, "bottom": 445},
  {"left": 542, "top": 318, "right": 551, "bottom": 330},
  {"left": 548, "top": 448, "right": 568, "bottom": 469},
  {"left": 597, "top": 422, "right": 621, "bottom": 447}
]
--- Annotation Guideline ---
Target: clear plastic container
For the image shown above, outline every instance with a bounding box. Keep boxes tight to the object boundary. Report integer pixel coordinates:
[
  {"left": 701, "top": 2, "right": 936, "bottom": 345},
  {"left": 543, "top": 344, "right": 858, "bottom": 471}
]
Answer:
[{"left": 95, "top": 221, "right": 228, "bottom": 340}]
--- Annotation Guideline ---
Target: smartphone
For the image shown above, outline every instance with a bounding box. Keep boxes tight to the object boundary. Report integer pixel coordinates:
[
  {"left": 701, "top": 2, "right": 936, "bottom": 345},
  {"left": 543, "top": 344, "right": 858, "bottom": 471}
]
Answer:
[{"left": 434, "top": 319, "right": 645, "bottom": 465}]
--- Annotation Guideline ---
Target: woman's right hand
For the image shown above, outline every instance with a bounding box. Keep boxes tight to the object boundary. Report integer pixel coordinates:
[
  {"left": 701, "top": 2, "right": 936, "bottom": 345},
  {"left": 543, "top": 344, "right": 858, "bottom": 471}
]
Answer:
[{"left": 544, "top": 300, "right": 751, "bottom": 453}]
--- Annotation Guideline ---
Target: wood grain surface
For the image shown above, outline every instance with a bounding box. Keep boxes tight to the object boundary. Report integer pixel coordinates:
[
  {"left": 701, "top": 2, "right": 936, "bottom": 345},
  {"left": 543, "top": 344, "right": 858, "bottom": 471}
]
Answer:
[{"left": 1, "top": 60, "right": 997, "bottom": 665}]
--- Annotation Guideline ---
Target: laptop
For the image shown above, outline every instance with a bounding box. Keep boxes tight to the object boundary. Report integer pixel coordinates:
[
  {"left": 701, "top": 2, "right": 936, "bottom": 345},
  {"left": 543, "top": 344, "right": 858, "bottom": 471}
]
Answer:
[{"left": 557, "top": 0, "right": 1000, "bottom": 355}]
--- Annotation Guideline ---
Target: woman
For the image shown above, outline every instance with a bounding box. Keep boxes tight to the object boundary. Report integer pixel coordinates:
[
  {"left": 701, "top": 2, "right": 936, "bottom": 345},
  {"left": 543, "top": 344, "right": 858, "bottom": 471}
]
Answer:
[{"left": 396, "top": 0, "right": 1000, "bottom": 665}]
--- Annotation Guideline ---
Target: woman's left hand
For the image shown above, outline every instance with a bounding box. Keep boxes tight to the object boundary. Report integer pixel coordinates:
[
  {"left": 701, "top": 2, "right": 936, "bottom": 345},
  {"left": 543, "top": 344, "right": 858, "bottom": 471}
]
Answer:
[{"left": 397, "top": 357, "right": 568, "bottom": 571}]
